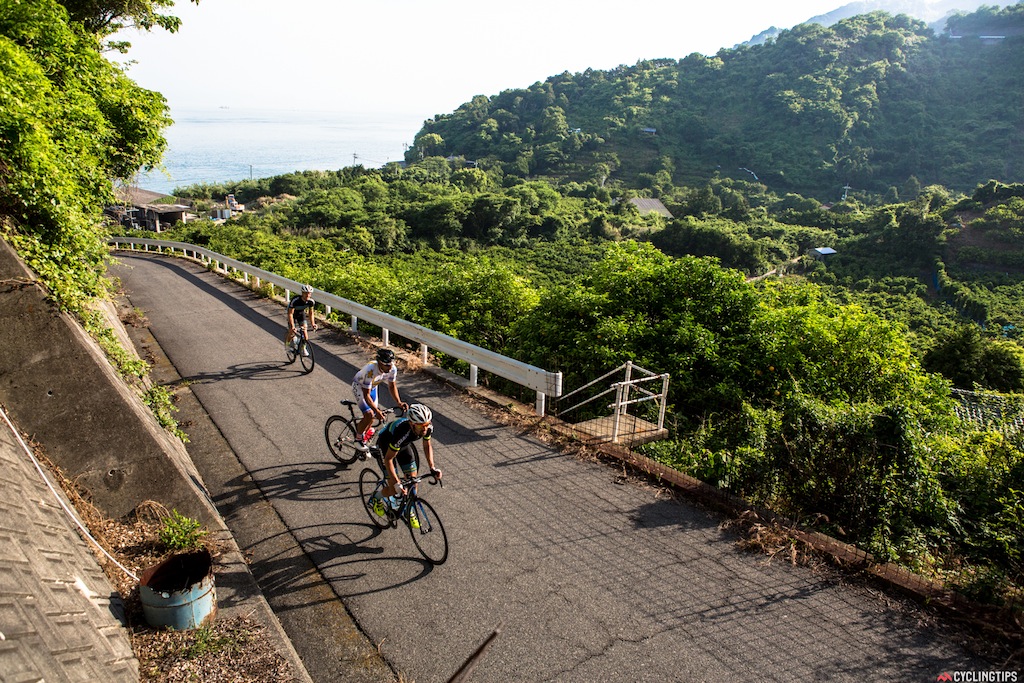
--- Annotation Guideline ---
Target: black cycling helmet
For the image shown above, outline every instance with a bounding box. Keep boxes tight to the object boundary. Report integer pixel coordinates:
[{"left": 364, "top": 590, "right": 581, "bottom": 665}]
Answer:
[{"left": 376, "top": 348, "right": 395, "bottom": 364}]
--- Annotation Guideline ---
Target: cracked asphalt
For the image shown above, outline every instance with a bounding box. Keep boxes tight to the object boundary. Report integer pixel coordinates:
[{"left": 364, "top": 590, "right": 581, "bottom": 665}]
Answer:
[{"left": 111, "top": 253, "right": 995, "bottom": 683}]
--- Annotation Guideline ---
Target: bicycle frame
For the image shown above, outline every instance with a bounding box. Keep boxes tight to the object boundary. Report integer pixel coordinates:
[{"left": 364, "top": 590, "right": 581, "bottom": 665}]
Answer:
[
  {"left": 369, "top": 472, "right": 442, "bottom": 528},
  {"left": 324, "top": 401, "right": 402, "bottom": 466},
  {"left": 358, "top": 458, "right": 448, "bottom": 564}
]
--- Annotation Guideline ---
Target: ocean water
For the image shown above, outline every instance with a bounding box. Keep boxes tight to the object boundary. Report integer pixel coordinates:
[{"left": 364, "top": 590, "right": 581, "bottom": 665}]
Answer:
[{"left": 133, "top": 108, "right": 423, "bottom": 195}]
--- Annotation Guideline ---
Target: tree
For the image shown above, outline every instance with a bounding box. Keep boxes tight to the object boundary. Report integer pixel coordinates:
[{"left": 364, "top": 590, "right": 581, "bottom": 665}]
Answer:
[
  {"left": 416, "top": 260, "right": 540, "bottom": 350},
  {"left": 414, "top": 133, "right": 445, "bottom": 159},
  {"left": 290, "top": 187, "right": 367, "bottom": 231},
  {"left": 1, "top": 0, "right": 170, "bottom": 310},
  {"left": 58, "top": 0, "right": 200, "bottom": 46},
  {"left": 924, "top": 325, "right": 1024, "bottom": 392}
]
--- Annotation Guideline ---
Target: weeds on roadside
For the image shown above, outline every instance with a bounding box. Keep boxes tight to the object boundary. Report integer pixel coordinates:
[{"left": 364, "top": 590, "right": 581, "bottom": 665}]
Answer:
[
  {"left": 158, "top": 509, "right": 208, "bottom": 552},
  {"left": 142, "top": 385, "right": 189, "bottom": 442}
]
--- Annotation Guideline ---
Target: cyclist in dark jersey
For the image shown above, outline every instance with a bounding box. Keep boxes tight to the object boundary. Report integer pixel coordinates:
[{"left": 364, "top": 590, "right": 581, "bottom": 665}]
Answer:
[
  {"left": 286, "top": 284, "right": 317, "bottom": 349},
  {"left": 369, "top": 403, "right": 442, "bottom": 525}
]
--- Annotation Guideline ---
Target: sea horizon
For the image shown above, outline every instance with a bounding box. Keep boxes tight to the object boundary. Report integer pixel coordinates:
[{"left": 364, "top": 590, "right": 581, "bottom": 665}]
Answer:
[{"left": 131, "top": 106, "right": 425, "bottom": 195}]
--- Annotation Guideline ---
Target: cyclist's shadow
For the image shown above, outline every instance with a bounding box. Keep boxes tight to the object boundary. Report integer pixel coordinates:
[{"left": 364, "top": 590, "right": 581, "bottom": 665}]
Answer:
[
  {"left": 305, "top": 521, "right": 442, "bottom": 593},
  {"left": 174, "top": 360, "right": 310, "bottom": 384}
]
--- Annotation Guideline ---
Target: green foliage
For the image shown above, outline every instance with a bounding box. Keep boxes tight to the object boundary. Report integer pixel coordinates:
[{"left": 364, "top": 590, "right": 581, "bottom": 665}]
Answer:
[
  {"left": 85, "top": 310, "right": 150, "bottom": 379},
  {"left": 158, "top": 509, "right": 208, "bottom": 552},
  {"left": 1, "top": 0, "right": 169, "bottom": 314},
  {"left": 58, "top": 0, "right": 199, "bottom": 46},
  {"left": 142, "top": 385, "right": 188, "bottom": 442},
  {"left": 413, "top": 7, "right": 1024, "bottom": 199},
  {"left": 924, "top": 324, "right": 1024, "bottom": 392}
]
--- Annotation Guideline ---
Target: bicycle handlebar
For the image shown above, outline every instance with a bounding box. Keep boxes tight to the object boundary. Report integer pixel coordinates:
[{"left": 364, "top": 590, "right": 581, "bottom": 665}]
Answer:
[
  {"left": 400, "top": 473, "right": 442, "bottom": 488},
  {"left": 337, "top": 400, "right": 406, "bottom": 422}
]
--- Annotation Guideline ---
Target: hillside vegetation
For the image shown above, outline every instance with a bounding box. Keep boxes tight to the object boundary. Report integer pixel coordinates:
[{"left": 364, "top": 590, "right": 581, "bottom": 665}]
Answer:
[{"left": 409, "top": 5, "right": 1024, "bottom": 199}]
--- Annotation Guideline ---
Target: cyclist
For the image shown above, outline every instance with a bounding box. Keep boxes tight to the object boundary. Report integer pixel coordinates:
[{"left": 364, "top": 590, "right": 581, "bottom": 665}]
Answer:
[
  {"left": 352, "top": 348, "right": 407, "bottom": 450},
  {"left": 369, "top": 403, "right": 442, "bottom": 528},
  {"left": 287, "top": 284, "right": 318, "bottom": 355}
]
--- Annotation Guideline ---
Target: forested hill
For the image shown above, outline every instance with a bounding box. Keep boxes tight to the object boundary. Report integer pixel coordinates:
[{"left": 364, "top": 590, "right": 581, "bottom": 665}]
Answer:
[{"left": 409, "top": 5, "right": 1024, "bottom": 202}]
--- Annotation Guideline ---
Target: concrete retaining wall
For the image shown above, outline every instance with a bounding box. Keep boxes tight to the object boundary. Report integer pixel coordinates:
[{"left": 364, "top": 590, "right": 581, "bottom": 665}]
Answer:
[{"left": 0, "top": 238, "right": 213, "bottom": 523}]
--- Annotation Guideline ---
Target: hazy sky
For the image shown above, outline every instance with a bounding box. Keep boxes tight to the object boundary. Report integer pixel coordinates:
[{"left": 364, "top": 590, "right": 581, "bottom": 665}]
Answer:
[{"left": 114, "top": 0, "right": 857, "bottom": 121}]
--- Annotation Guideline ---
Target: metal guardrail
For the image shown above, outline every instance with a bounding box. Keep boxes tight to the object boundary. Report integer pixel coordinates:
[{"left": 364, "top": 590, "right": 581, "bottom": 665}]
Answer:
[
  {"left": 556, "top": 360, "right": 669, "bottom": 443},
  {"left": 108, "top": 238, "right": 562, "bottom": 415}
]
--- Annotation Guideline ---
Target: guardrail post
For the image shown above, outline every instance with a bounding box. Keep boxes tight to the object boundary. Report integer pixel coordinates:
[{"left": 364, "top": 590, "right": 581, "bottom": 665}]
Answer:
[
  {"left": 469, "top": 365, "right": 478, "bottom": 387},
  {"left": 419, "top": 343, "right": 428, "bottom": 365},
  {"left": 658, "top": 374, "right": 670, "bottom": 430},
  {"left": 611, "top": 382, "right": 624, "bottom": 443},
  {"left": 352, "top": 315, "right": 358, "bottom": 333},
  {"left": 536, "top": 392, "right": 546, "bottom": 417},
  {"left": 382, "top": 329, "right": 389, "bottom": 347}
]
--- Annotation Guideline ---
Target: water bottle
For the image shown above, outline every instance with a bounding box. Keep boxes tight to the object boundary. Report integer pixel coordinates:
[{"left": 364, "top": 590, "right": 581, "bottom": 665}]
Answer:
[{"left": 363, "top": 426, "right": 375, "bottom": 442}]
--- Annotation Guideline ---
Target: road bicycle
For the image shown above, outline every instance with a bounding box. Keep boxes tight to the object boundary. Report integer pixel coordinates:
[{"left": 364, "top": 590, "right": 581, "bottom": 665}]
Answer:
[
  {"left": 359, "top": 467, "right": 449, "bottom": 565},
  {"left": 285, "top": 325, "right": 315, "bottom": 374},
  {"left": 324, "top": 400, "right": 399, "bottom": 466}
]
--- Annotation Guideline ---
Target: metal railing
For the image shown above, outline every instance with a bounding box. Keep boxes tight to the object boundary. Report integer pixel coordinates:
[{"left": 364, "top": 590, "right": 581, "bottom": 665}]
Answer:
[
  {"left": 951, "top": 387, "right": 1024, "bottom": 434},
  {"left": 556, "top": 360, "right": 669, "bottom": 443},
  {"left": 108, "top": 238, "right": 562, "bottom": 415}
]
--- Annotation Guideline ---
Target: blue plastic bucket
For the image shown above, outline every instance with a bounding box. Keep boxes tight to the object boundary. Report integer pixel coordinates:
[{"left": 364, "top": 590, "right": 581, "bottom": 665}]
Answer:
[{"left": 139, "top": 549, "right": 217, "bottom": 629}]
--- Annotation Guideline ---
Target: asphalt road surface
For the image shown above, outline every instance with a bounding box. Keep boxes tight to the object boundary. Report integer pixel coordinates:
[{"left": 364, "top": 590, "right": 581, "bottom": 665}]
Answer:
[{"left": 112, "top": 253, "right": 995, "bottom": 683}]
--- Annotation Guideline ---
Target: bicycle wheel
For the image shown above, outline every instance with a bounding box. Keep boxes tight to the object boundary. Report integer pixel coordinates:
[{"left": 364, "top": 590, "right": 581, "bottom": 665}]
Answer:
[
  {"left": 325, "top": 415, "right": 362, "bottom": 466},
  {"left": 285, "top": 339, "right": 297, "bottom": 364},
  {"left": 299, "top": 340, "right": 315, "bottom": 373},
  {"left": 359, "top": 468, "right": 392, "bottom": 529},
  {"left": 407, "top": 498, "right": 448, "bottom": 565}
]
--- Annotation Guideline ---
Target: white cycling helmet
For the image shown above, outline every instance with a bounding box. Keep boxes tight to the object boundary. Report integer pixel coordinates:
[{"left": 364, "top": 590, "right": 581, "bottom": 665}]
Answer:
[
  {"left": 406, "top": 403, "right": 432, "bottom": 425},
  {"left": 301, "top": 284, "right": 314, "bottom": 293}
]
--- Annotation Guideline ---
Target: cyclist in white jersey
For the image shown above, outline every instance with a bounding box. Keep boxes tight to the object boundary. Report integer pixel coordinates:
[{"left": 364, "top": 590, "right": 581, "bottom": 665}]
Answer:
[{"left": 352, "top": 347, "right": 407, "bottom": 450}]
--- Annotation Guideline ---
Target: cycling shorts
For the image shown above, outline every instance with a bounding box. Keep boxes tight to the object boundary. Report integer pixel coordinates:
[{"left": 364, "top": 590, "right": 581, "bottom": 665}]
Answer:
[{"left": 352, "top": 382, "right": 379, "bottom": 414}]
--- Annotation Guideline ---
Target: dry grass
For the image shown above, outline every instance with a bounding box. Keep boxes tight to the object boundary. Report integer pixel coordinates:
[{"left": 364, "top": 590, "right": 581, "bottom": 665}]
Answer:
[{"left": 720, "top": 510, "right": 821, "bottom": 568}]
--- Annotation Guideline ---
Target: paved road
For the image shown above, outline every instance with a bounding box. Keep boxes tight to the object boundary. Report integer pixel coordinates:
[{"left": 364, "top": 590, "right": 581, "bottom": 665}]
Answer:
[{"left": 112, "top": 253, "right": 992, "bottom": 683}]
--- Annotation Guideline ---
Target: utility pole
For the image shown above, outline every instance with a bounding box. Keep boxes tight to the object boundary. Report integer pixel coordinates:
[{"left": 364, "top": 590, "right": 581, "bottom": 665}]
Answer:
[{"left": 842, "top": 184, "right": 852, "bottom": 201}]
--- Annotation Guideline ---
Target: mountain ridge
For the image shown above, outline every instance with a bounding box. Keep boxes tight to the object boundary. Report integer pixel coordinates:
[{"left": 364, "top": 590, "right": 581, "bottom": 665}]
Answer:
[{"left": 741, "top": 0, "right": 991, "bottom": 47}]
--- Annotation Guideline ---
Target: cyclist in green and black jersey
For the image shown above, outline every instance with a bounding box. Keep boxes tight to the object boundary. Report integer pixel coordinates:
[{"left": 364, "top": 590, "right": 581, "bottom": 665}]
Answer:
[{"left": 369, "top": 403, "right": 442, "bottom": 526}]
